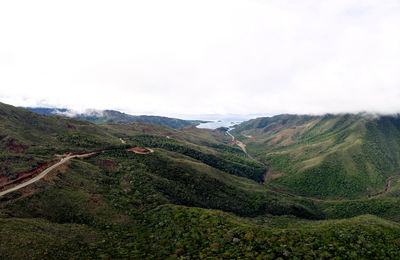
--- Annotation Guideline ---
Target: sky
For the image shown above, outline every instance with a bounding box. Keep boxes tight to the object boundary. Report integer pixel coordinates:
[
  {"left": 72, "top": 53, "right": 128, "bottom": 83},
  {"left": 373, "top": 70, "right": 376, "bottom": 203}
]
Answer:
[{"left": 1, "top": 0, "right": 400, "bottom": 117}]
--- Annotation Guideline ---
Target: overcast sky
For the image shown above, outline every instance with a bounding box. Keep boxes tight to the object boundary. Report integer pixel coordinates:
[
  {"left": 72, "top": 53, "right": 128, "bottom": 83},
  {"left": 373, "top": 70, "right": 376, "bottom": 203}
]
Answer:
[{"left": 1, "top": 0, "right": 400, "bottom": 117}]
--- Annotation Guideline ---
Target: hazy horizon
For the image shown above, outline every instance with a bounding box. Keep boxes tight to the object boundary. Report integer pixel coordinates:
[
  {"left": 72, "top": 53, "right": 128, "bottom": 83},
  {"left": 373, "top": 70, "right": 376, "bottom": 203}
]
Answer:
[
  {"left": 22, "top": 105, "right": 272, "bottom": 121},
  {"left": 1, "top": 1, "right": 400, "bottom": 116},
  {"left": 21, "top": 104, "right": 400, "bottom": 122}
]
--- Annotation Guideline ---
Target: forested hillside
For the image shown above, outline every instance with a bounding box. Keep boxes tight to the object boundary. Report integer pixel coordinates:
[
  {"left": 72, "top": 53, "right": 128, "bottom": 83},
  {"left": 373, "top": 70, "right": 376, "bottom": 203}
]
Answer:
[
  {"left": 2, "top": 103, "right": 400, "bottom": 258},
  {"left": 232, "top": 113, "right": 400, "bottom": 200}
]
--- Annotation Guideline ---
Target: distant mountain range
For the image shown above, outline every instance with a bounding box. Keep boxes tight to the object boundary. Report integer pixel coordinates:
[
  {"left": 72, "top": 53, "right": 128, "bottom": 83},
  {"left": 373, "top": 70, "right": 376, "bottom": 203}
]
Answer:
[{"left": 25, "top": 107, "right": 207, "bottom": 129}]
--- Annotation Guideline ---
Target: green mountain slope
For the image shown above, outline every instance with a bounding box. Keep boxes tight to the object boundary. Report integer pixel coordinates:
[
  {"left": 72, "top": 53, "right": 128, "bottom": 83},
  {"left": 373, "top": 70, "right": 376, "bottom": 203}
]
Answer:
[
  {"left": 0, "top": 102, "right": 122, "bottom": 179},
  {"left": 2, "top": 102, "right": 400, "bottom": 258},
  {"left": 232, "top": 113, "right": 400, "bottom": 200},
  {"left": 2, "top": 146, "right": 400, "bottom": 259},
  {"left": 0, "top": 102, "right": 317, "bottom": 217}
]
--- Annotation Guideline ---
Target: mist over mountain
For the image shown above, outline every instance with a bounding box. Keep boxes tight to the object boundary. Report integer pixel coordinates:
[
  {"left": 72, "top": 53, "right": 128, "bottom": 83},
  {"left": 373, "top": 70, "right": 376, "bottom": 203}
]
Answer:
[
  {"left": 3, "top": 1, "right": 400, "bottom": 115},
  {"left": 25, "top": 107, "right": 206, "bottom": 129}
]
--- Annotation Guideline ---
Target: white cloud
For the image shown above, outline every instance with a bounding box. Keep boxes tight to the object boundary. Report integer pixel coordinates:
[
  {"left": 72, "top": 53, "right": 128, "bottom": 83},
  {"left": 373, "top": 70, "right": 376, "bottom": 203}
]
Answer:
[{"left": 0, "top": 0, "right": 400, "bottom": 116}]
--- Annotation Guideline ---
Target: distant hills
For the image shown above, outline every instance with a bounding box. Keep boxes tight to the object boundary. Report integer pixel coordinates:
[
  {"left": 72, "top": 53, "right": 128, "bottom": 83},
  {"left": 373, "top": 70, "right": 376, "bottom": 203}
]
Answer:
[{"left": 25, "top": 107, "right": 207, "bottom": 129}]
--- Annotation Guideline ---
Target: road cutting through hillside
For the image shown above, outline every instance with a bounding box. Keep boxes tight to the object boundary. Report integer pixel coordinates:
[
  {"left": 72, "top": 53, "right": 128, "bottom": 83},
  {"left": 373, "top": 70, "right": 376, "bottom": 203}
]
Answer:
[
  {"left": 0, "top": 153, "right": 94, "bottom": 197},
  {"left": 0, "top": 147, "right": 154, "bottom": 197},
  {"left": 229, "top": 131, "right": 400, "bottom": 203},
  {"left": 234, "top": 140, "right": 254, "bottom": 160},
  {"left": 1, "top": 132, "right": 398, "bottom": 202}
]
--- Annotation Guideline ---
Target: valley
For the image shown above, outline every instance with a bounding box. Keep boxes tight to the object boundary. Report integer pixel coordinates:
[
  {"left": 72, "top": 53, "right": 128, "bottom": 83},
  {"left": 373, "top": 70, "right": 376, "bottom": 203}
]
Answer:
[
  {"left": 1, "top": 102, "right": 400, "bottom": 258},
  {"left": 231, "top": 114, "right": 400, "bottom": 200},
  {"left": 229, "top": 129, "right": 400, "bottom": 203},
  {"left": 3, "top": 1, "right": 398, "bottom": 258}
]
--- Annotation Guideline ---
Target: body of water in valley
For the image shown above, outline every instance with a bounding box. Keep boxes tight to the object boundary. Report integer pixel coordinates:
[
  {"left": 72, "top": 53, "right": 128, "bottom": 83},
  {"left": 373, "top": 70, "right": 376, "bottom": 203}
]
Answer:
[{"left": 196, "top": 120, "right": 242, "bottom": 130}]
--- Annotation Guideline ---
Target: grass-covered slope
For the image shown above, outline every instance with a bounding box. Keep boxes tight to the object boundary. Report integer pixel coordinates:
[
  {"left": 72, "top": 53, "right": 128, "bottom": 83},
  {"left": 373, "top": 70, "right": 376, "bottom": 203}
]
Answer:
[{"left": 232, "top": 113, "right": 400, "bottom": 200}]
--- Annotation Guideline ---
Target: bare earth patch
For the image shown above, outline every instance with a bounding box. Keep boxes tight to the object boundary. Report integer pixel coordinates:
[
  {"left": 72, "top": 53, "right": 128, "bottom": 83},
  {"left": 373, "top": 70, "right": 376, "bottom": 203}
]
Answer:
[
  {"left": 0, "top": 175, "right": 8, "bottom": 186},
  {"left": 0, "top": 161, "right": 57, "bottom": 191},
  {"left": 127, "top": 147, "right": 154, "bottom": 154},
  {"left": 102, "top": 160, "right": 116, "bottom": 169},
  {"left": 7, "top": 138, "right": 28, "bottom": 152}
]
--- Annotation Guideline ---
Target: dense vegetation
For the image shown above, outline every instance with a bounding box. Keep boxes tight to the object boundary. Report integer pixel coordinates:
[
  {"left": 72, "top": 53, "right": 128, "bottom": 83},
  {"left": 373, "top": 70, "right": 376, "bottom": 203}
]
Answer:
[
  {"left": 126, "top": 135, "right": 266, "bottom": 182},
  {"left": 2, "top": 103, "right": 400, "bottom": 258},
  {"left": 233, "top": 113, "right": 400, "bottom": 200},
  {"left": 3, "top": 151, "right": 400, "bottom": 259}
]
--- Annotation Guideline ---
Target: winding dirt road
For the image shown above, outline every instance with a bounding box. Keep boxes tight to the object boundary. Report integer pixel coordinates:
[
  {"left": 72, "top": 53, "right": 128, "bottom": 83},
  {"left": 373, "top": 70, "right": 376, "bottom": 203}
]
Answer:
[
  {"left": 0, "top": 153, "right": 92, "bottom": 197},
  {"left": 365, "top": 174, "right": 400, "bottom": 199},
  {"left": 0, "top": 147, "right": 154, "bottom": 197}
]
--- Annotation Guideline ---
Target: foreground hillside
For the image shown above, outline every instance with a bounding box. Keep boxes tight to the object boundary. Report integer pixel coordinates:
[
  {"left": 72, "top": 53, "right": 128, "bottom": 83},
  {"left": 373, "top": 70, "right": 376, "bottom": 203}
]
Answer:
[
  {"left": 2, "top": 147, "right": 400, "bottom": 258},
  {"left": 2, "top": 103, "right": 400, "bottom": 258},
  {"left": 232, "top": 113, "right": 400, "bottom": 200}
]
